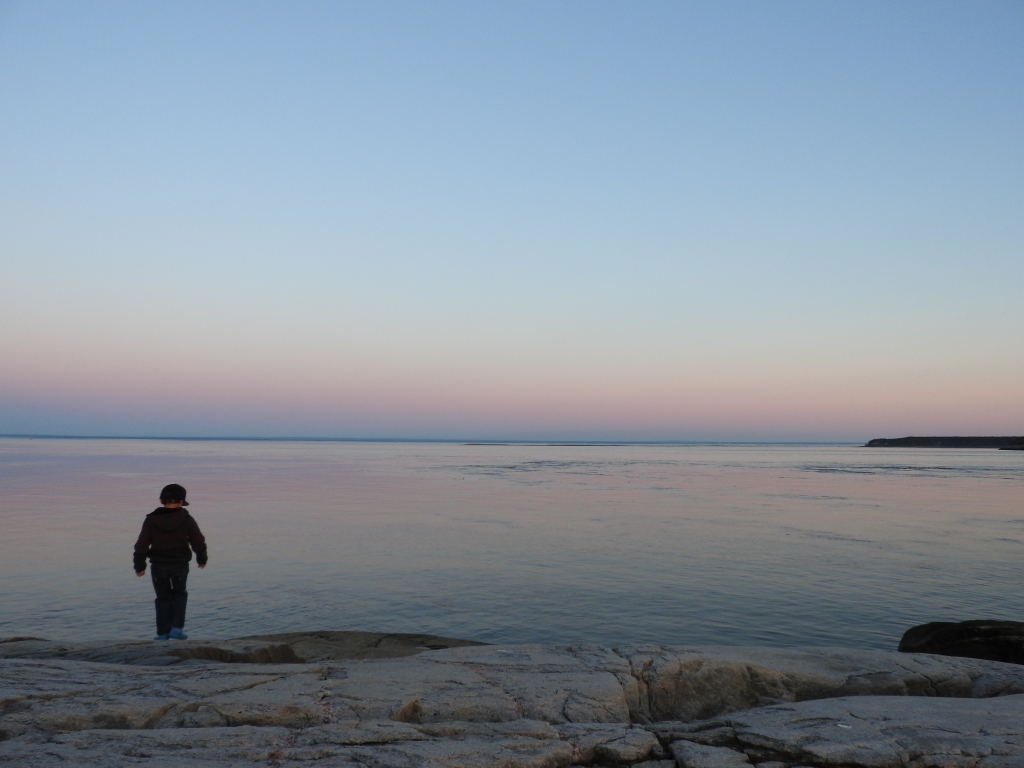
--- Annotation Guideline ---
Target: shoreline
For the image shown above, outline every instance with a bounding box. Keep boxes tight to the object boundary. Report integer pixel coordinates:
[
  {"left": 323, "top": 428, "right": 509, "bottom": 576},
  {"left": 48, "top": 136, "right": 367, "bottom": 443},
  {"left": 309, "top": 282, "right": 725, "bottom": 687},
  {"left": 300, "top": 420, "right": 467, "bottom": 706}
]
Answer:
[{"left": 3, "top": 631, "right": 1023, "bottom": 766}]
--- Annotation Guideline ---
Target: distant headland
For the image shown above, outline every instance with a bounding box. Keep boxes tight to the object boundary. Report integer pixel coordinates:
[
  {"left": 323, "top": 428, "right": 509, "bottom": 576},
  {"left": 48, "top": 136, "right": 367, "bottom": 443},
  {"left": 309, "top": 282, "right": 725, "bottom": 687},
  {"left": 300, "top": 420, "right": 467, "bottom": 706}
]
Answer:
[{"left": 865, "top": 436, "right": 1024, "bottom": 449}]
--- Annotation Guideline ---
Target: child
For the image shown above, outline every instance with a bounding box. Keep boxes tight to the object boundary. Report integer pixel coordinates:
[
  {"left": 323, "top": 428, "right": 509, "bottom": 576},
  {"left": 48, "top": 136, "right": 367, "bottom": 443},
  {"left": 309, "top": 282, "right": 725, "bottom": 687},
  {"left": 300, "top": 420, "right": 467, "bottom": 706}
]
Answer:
[{"left": 133, "top": 483, "right": 208, "bottom": 640}]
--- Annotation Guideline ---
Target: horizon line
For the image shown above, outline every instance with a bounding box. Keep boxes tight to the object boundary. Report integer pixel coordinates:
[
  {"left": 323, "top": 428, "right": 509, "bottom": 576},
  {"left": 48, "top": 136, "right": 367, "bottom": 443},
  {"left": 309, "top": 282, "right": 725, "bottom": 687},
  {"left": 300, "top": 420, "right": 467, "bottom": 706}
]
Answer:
[{"left": 0, "top": 433, "right": 868, "bottom": 446}]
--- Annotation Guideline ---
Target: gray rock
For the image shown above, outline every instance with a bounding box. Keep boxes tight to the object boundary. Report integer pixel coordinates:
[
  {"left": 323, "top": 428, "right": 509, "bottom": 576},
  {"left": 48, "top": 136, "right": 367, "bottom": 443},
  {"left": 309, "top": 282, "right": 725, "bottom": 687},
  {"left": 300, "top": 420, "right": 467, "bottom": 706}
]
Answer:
[
  {"left": 616, "top": 644, "right": 1024, "bottom": 721},
  {"left": 0, "top": 723, "right": 576, "bottom": 767},
  {"left": 593, "top": 725, "right": 659, "bottom": 763},
  {"left": 417, "top": 644, "right": 634, "bottom": 723},
  {"left": 556, "top": 722, "right": 629, "bottom": 763},
  {"left": 0, "top": 630, "right": 484, "bottom": 666},
  {"left": 670, "top": 741, "right": 750, "bottom": 767},
  {"left": 328, "top": 653, "right": 523, "bottom": 723},
  {"left": 4, "top": 636, "right": 1024, "bottom": 767},
  {"left": 670, "top": 694, "right": 1024, "bottom": 767}
]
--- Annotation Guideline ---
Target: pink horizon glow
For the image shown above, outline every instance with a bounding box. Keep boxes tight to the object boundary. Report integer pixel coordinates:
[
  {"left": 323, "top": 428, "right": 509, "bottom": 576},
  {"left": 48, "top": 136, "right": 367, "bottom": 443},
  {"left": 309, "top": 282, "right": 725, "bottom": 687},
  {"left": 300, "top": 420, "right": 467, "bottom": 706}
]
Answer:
[{"left": 3, "top": 354, "right": 1021, "bottom": 440}]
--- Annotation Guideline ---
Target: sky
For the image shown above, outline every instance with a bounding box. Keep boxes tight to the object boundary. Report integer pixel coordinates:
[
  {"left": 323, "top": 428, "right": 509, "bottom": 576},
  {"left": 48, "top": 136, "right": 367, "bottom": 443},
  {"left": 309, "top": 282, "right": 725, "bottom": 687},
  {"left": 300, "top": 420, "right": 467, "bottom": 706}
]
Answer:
[{"left": 1, "top": 1, "right": 1022, "bottom": 441}]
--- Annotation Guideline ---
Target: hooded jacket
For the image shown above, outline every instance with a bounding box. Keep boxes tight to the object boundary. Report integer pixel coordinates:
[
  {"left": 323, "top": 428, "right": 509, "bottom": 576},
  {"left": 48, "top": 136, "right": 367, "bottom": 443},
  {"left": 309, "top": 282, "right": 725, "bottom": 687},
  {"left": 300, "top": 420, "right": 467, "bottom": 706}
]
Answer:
[{"left": 133, "top": 508, "right": 208, "bottom": 572}]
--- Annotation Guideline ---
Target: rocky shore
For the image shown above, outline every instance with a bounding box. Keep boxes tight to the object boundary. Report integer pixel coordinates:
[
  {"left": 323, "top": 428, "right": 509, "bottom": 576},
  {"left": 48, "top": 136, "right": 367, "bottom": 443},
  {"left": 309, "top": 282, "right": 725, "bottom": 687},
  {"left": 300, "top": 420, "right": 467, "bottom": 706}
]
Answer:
[{"left": 3, "top": 631, "right": 1023, "bottom": 767}]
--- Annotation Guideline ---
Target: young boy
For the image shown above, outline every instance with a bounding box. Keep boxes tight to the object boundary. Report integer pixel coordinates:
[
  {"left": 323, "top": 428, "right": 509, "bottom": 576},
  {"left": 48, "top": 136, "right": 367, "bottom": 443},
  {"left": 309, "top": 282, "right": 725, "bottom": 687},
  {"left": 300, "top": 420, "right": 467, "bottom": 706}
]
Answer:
[{"left": 133, "top": 484, "right": 208, "bottom": 640}]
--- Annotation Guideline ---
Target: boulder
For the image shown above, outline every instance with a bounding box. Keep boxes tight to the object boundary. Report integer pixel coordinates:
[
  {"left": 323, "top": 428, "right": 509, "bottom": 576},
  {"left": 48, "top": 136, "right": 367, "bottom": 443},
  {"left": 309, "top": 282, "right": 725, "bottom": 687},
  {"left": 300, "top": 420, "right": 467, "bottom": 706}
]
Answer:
[{"left": 899, "top": 620, "right": 1024, "bottom": 665}]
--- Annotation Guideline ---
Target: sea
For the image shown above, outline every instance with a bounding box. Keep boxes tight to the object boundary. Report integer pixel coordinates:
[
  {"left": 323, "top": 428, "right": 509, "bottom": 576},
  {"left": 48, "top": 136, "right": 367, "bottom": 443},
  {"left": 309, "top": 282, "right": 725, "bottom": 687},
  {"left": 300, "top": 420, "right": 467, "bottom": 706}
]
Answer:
[{"left": 2, "top": 438, "right": 1022, "bottom": 649}]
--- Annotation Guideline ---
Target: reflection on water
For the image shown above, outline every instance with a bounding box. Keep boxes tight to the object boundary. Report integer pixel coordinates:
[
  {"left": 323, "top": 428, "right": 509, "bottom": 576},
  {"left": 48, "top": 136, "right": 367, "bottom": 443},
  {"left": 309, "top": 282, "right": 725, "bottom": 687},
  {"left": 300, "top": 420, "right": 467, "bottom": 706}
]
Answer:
[{"left": 1, "top": 438, "right": 1022, "bottom": 648}]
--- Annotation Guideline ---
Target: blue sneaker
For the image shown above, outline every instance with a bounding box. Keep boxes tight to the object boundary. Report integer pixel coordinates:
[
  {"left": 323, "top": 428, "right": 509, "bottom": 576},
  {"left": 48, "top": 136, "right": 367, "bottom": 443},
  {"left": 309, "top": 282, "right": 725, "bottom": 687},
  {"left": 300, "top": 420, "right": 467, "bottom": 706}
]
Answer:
[
  {"left": 154, "top": 633, "right": 170, "bottom": 641},
  {"left": 168, "top": 628, "right": 188, "bottom": 640}
]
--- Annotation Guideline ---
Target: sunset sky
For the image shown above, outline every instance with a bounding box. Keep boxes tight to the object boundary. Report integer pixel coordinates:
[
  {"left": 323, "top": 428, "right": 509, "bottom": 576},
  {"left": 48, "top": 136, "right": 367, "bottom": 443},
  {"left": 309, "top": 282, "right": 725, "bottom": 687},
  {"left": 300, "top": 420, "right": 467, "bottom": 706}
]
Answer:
[{"left": 1, "top": 1, "right": 1022, "bottom": 441}]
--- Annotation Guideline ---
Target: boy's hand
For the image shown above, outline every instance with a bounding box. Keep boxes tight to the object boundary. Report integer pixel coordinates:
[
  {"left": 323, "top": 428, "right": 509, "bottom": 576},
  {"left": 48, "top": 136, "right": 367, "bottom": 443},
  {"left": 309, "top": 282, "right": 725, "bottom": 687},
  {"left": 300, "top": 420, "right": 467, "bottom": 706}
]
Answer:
[
  {"left": 135, "top": 571, "right": 145, "bottom": 577},
  {"left": 198, "top": 563, "right": 206, "bottom": 569}
]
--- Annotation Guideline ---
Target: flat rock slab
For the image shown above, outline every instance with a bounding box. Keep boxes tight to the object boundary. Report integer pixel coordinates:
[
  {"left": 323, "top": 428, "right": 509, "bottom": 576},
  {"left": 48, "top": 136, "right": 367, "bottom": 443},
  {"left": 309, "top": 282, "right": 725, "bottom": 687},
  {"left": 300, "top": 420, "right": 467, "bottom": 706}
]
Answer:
[
  {"left": 4, "top": 636, "right": 1024, "bottom": 766},
  {"left": 4, "top": 697, "right": 1023, "bottom": 767},
  {"left": 661, "top": 694, "right": 1024, "bottom": 767},
  {"left": 670, "top": 740, "right": 751, "bottom": 767},
  {"left": 615, "top": 644, "right": 1024, "bottom": 721},
  {"left": 0, "top": 631, "right": 485, "bottom": 666},
  {"left": 1, "top": 721, "right": 578, "bottom": 767}
]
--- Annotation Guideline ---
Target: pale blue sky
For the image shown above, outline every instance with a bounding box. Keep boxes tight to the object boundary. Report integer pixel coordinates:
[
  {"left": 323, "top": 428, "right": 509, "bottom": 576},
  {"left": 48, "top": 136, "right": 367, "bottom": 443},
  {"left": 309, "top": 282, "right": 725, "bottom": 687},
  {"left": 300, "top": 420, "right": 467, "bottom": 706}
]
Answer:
[{"left": 1, "top": 1, "right": 1022, "bottom": 439}]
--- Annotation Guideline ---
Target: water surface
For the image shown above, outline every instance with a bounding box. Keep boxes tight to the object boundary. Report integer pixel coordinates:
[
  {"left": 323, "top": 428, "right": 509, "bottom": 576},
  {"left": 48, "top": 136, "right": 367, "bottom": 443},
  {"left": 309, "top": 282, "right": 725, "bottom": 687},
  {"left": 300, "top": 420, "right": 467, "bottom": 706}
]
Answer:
[{"left": 2, "top": 438, "right": 1022, "bottom": 648}]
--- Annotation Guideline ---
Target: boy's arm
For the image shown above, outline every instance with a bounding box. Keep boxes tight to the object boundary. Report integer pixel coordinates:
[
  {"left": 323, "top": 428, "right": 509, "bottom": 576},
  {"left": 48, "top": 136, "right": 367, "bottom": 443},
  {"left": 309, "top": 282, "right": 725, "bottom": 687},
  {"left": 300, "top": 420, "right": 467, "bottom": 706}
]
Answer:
[
  {"left": 133, "top": 521, "right": 151, "bottom": 573},
  {"left": 188, "top": 517, "right": 208, "bottom": 566}
]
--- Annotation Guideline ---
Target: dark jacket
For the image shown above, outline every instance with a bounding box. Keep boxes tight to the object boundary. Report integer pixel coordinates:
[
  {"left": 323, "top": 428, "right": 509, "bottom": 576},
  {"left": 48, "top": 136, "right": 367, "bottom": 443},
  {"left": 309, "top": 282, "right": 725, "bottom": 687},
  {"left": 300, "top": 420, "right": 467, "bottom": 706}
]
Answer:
[{"left": 133, "top": 508, "right": 208, "bottom": 572}]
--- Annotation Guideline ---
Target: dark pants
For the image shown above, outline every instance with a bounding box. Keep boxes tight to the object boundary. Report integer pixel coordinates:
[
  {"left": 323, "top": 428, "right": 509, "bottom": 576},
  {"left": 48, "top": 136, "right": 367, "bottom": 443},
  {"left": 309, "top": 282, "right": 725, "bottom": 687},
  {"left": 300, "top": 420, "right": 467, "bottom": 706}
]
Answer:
[{"left": 150, "top": 562, "right": 189, "bottom": 635}]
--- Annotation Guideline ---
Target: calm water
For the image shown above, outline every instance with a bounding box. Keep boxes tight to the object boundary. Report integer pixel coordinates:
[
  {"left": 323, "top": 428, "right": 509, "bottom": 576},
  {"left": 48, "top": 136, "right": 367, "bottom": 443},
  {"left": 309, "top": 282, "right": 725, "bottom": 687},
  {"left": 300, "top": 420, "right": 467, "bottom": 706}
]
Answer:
[{"left": 2, "top": 438, "right": 1022, "bottom": 649}]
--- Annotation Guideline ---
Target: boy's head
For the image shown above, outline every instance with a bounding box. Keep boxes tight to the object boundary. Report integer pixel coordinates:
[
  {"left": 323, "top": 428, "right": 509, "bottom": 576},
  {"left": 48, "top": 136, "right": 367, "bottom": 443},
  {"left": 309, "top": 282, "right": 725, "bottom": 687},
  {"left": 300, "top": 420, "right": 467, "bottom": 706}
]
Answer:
[{"left": 159, "top": 483, "right": 189, "bottom": 507}]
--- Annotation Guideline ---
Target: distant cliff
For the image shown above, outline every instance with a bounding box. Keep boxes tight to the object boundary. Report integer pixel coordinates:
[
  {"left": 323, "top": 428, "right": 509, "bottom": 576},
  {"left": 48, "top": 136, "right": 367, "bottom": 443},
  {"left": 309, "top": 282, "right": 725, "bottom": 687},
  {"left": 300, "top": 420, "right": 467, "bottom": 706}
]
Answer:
[{"left": 865, "top": 436, "right": 1024, "bottom": 449}]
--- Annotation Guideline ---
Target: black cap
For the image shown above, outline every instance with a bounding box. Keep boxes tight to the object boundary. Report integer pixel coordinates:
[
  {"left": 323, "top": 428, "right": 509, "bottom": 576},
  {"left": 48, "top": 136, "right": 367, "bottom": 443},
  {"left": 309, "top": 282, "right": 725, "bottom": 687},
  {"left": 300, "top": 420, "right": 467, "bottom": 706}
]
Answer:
[{"left": 159, "top": 483, "right": 189, "bottom": 506}]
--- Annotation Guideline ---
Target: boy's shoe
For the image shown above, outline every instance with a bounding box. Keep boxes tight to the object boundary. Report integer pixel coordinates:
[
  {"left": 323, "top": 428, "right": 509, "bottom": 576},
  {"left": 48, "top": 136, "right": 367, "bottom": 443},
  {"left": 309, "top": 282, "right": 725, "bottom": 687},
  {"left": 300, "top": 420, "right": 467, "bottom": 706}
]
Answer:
[
  {"left": 168, "top": 628, "right": 188, "bottom": 640},
  {"left": 154, "top": 633, "right": 170, "bottom": 641}
]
